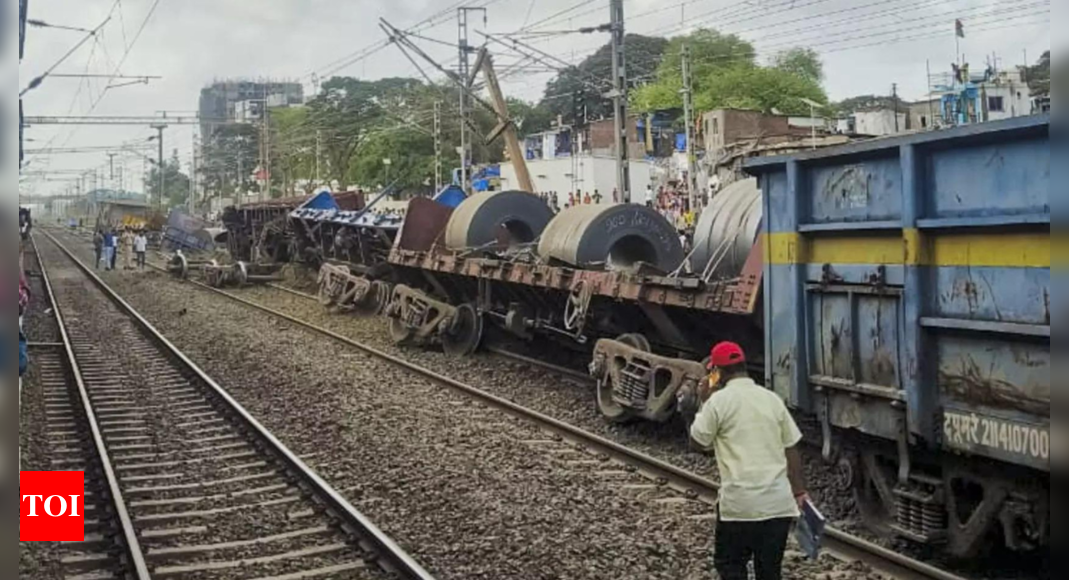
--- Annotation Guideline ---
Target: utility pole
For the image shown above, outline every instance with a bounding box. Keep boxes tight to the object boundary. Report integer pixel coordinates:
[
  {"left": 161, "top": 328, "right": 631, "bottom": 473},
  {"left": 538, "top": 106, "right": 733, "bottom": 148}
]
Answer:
[
  {"left": 609, "top": 0, "right": 631, "bottom": 203},
  {"left": 151, "top": 124, "right": 167, "bottom": 210},
  {"left": 108, "top": 152, "right": 117, "bottom": 189},
  {"left": 681, "top": 44, "right": 697, "bottom": 211},
  {"left": 892, "top": 83, "right": 900, "bottom": 133},
  {"left": 434, "top": 100, "right": 443, "bottom": 192},
  {"left": 312, "top": 130, "right": 320, "bottom": 186},
  {"left": 189, "top": 132, "right": 198, "bottom": 214},
  {"left": 457, "top": 6, "right": 487, "bottom": 195},
  {"left": 261, "top": 85, "right": 271, "bottom": 202}
]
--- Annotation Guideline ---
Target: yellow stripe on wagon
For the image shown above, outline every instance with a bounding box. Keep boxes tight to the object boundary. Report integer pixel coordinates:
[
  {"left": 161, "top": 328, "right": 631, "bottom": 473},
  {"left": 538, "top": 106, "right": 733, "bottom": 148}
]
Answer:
[{"left": 765, "top": 230, "right": 1049, "bottom": 268}]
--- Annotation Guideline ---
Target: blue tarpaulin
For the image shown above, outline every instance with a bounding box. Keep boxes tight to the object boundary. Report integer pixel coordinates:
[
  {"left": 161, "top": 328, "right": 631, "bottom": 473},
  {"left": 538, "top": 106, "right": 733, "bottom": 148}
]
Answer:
[
  {"left": 433, "top": 185, "right": 467, "bottom": 208},
  {"left": 299, "top": 190, "right": 340, "bottom": 211}
]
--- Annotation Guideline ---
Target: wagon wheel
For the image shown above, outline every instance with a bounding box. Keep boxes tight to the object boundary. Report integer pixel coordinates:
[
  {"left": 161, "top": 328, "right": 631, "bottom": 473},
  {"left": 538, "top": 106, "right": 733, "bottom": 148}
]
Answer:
[
  {"left": 441, "top": 304, "right": 484, "bottom": 357},
  {"left": 170, "top": 253, "right": 189, "bottom": 279},
  {"left": 388, "top": 317, "right": 415, "bottom": 345},
  {"left": 354, "top": 281, "right": 392, "bottom": 318},
  {"left": 317, "top": 270, "right": 340, "bottom": 307},
  {"left": 595, "top": 333, "right": 648, "bottom": 424},
  {"left": 563, "top": 280, "right": 591, "bottom": 333}
]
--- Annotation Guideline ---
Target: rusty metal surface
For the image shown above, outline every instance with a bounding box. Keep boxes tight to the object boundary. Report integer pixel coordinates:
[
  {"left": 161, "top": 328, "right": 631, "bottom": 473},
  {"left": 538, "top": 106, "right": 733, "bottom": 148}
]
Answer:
[
  {"left": 396, "top": 198, "right": 455, "bottom": 253},
  {"left": 388, "top": 246, "right": 761, "bottom": 316}
]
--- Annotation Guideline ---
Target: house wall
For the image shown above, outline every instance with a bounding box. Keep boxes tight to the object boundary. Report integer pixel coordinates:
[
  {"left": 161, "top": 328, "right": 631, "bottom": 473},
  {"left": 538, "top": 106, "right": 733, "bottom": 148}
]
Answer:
[
  {"left": 854, "top": 109, "right": 908, "bottom": 136},
  {"left": 499, "top": 156, "right": 655, "bottom": 206}
]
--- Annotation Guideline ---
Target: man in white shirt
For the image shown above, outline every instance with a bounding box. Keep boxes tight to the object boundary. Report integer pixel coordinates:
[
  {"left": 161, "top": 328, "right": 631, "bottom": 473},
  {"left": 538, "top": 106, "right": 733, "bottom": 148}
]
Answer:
[
  {"left": 133, "top": 231, "right": 149, "bottom": 271},
  {"left": 690, "top": 342, "right": 808, "bottom": 580}
]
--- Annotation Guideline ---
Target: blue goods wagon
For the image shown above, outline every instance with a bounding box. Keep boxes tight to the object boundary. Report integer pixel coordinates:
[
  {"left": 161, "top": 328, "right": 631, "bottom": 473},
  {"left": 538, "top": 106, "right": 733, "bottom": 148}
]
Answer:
[{"left": 746, "top": 115, "right": 1049, "bottom": 558}]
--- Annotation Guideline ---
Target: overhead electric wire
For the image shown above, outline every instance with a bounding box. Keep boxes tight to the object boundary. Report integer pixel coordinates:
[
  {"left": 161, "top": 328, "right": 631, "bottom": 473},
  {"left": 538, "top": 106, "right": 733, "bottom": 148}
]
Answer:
[{"left": 20, "top": 17, "right": 111, "bottom": 97}]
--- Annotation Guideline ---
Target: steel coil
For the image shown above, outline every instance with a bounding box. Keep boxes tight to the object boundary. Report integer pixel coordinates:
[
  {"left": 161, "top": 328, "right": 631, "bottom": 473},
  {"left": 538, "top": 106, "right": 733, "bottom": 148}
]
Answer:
[
  {"left": 691, "top": 178, "right": 762, "bottom": 281},
  {"left": 538, "top": 204, "right": 684, "bottom": 273},
  {"left": 444, "top": 191, "right": 554, "bottom": 251}
]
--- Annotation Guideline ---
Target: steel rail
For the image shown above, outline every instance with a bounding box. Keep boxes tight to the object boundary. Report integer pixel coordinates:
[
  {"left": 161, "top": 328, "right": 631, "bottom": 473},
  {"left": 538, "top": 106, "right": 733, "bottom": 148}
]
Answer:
[
  {"left": 42, "top": 231, "right": 437, "bottom": 580},
  {"left": 127, "top": 256, "right": 972, "bottom": 580},
  {"left": 32, "top": 233, "right": 154, "bottom": 580}
]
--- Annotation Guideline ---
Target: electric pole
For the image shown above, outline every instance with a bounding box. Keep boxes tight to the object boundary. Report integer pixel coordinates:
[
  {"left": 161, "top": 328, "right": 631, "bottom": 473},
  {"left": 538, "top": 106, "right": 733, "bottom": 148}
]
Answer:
[
  {"left": 189, "top": 132, "right": 198, "bottom": 214},
  {"left": 609, "top": 0, "right": 631, "bottom": 203},
  {"left": 892, "top": 83, "right": 900, "bottom": 133},
  {"left": 108, "top": 152, "right": 117, "bottom": 189},
  {"left": 151, "top": 124, "right": 167, "bottom": 210},
  {"left": 457, "top": 6, "right": 487, "bottom": 195},
  {"left": 434, "top": 100, "right": 443, "bottom": 192},
  {"left": 682, "top": 44, "right": 697, "bottom": 211},
  {"left": 315, "top": 130, "right": 322, "bottom": 188}
]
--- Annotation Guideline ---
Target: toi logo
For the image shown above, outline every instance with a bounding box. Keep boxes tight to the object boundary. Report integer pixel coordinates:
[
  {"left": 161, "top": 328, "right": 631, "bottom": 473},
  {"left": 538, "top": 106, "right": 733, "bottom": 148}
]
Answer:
[{"left": 20, "top": 471, "right": 85, "bottom": 542}]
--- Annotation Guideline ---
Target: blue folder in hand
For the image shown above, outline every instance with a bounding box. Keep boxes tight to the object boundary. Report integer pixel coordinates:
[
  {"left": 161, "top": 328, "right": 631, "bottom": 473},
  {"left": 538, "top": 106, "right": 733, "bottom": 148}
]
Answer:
[{"left": 795, "top": 499, "right": 826, "bottom": 560}]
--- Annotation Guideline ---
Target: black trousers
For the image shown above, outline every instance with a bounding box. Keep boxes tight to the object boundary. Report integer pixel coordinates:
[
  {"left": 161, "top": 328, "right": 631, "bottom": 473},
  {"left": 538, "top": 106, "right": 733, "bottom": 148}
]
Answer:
[{"left": 715, "top": 517, "right": 794, "bottom": 580}]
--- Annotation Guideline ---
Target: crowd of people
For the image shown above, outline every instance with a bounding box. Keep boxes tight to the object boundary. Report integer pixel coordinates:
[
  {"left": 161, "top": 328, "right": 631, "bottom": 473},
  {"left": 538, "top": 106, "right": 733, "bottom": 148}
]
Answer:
[
  {"left": 536, "top": 189, "right": 622, "bottom": 214},
  {"left": 93, "top": 227, "right": 149, "bottom": 271}
]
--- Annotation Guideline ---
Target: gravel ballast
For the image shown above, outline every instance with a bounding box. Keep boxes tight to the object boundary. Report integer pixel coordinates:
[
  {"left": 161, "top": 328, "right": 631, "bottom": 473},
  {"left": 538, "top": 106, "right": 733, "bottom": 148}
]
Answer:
[{"left": 43, "top": 230, "right": 891, "bottom": 580}]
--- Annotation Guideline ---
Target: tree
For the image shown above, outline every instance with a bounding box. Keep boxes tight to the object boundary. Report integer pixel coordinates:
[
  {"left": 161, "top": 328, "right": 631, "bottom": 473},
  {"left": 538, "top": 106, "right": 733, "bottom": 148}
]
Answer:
[
  {"left": 200, "top": 123, "right": 259, "bottom": 199},
  {"left": 772, "top": 48, "right": 823, "bottom": 83},
  {"left": 631, "top": 29, "right": 827, "bottom": 117},
  {"left": 507, "top": 97, "right": 554, "bottom": 137},
  {"left": 833, "top": 94, "right": 907, "bottom": 116},
  {"left": 146, "top": 151, "right": 191, "bottom": 208},
  {"left": 1024, "top": 50, "right": 1050, "bottom": 96},
  {"left": 541, "top": 34, "right": 669, "bottom": 123}
]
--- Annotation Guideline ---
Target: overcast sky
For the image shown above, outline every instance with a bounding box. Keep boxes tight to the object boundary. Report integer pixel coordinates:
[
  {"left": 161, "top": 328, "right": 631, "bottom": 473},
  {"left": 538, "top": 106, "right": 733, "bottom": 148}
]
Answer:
[{"left": 18, "top": 0, "right": 1050, "bottom": 198}]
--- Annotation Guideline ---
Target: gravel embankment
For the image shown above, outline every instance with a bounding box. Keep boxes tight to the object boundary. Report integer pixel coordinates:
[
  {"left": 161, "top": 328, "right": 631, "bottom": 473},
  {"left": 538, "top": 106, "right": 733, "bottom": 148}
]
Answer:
[
  {"left": 213, "top": 283, "right": 1048, "bottom": 580},
  {"left": 19, "top": 241, "right": 64, "bottom": 579},
  {"left": 46, "top": 230, "right": 882, "bottom": 580}
]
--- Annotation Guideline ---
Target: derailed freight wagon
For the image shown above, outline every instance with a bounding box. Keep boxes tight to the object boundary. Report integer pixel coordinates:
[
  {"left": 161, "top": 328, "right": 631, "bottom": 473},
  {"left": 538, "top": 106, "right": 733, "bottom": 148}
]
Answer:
[
  {"left": 747, "top": 115, "right": 1049, "bottom": 558},
  {"left": 359, "top": 116, "right": 1048, "bottom": 558},
  {"left": 378, "top": 189, "right": 766, "bottom": 424}
]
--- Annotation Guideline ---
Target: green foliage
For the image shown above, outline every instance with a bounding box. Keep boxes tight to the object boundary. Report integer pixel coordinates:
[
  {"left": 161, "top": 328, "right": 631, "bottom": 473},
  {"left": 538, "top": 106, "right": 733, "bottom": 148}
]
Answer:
[
  {"left": 541, "top": 34, "right": 668, "bottom": 122},
  {"left": 146, "top": 152, "right": 191, "bottom": 208},
  {"left": 1025, "top": 50, "right": 1050, "bottom": 96},
  {"left": 772, "top": 48, "right": 824, "bottom": 82},
  {"left": 200, "top": 123, "right": 259, "bottom": 198},
  {"left": 632, "top": 29, "right": 827, "bottom": 117},
  {"left": 507, "top": 97, "right": 555, "bottom": 137},
  {"left": 832, "top": 94, "right": 907, "bottom": 116}
]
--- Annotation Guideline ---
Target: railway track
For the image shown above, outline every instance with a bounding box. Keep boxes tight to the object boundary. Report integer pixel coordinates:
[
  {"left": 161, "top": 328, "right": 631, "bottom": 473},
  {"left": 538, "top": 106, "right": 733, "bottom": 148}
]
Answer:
[
  {"left": 81, "top": 244, "right": 978, "bottom": 580},
  {"left": 36, "top": 231, "right": 435, "bottom": 580}
]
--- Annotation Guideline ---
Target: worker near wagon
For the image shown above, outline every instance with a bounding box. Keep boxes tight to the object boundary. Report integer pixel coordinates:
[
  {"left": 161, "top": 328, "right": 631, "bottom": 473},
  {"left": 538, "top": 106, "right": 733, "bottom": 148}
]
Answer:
[
  {"left": 101, "top": 230, "right": 116, "bottom": 271},
  {"left": 134, "top": 230, "right": 149, "bottom": 270},
  {"left": 93, "top": 230, "right": 105, "bottom": 270},
  {"left": 109, "top": 229, "right": 120, "bottom": 270},
  {"left": 690, "top": 342, "right": 809, "bottom": 580},
  {"left": 121, "top": 228, "right": 136, "bottom": 271}
]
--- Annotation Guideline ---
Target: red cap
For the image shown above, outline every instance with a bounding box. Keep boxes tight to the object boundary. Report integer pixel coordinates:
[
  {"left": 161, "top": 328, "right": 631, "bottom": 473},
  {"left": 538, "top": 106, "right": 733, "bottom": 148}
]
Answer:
[{"left": 708, "top": 342, "right": 746, "bottom": 369}]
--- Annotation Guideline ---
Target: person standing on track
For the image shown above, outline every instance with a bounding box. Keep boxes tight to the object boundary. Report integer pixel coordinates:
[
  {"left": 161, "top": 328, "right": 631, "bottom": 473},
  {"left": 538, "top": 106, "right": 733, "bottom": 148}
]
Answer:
[
  {"left": 102, "top": 230, "right": 116, "bottom": 271},
  {"left": 121, "top": 228, "right": 135, "bottom": 271},
  {"left": 689, "top": 342, "right": 809, "bottom": 580},
  {"left": 93, "top": 230, "right": 104, "bottom": 270},
  {"left": 134, "top": 230, "right": 148, "bottom": 270}
]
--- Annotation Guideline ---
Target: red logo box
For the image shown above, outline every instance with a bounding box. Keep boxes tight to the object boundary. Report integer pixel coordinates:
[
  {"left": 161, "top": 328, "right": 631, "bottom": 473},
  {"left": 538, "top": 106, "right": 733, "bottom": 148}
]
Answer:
[{"left": 20, "top": 472, "right": 85, "bottom": 542}]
